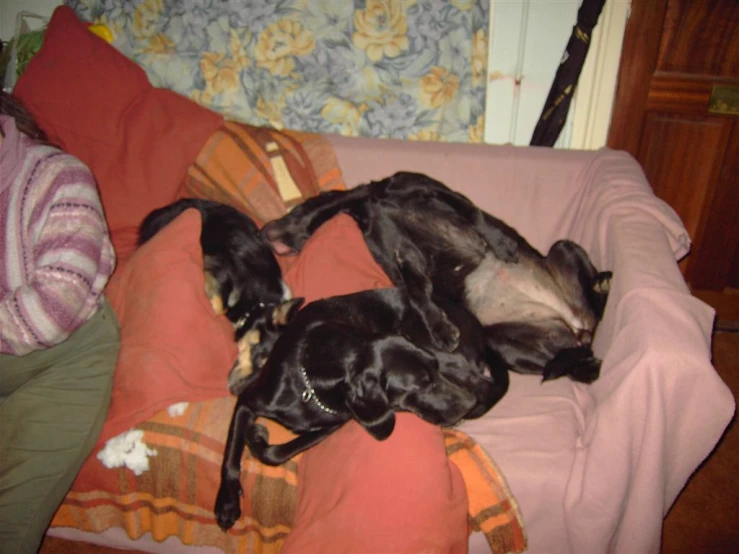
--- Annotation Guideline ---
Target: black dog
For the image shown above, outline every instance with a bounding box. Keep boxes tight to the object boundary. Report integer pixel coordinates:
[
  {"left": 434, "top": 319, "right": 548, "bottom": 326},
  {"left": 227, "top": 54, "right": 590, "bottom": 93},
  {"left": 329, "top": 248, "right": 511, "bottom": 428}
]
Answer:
[
  {"left": 214, "top": 287, "right": 509, "bottom": 530},
  {"left": 262, "top": 172, "right": 612, "bottom": 383},
  {"left": 139, "top": 198, "right": 292, "bottom": 387}
]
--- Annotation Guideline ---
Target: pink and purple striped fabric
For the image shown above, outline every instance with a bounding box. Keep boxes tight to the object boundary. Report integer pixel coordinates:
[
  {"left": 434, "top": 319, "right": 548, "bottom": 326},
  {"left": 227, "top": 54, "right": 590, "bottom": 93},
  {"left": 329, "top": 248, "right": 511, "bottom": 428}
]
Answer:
[{"left": 0, "top": 115, "right": 115, "bottom": 355}]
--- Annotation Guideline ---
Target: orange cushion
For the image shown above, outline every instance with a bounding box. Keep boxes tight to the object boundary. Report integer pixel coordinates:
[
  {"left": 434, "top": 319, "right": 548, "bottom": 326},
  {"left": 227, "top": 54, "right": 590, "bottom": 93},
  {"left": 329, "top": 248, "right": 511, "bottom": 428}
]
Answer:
[
  {"left": 13, "top": 5, "right": 223, "bottom": 261},
  {"left": 100, "top": 209, "right": 236, "bottom": 447}
]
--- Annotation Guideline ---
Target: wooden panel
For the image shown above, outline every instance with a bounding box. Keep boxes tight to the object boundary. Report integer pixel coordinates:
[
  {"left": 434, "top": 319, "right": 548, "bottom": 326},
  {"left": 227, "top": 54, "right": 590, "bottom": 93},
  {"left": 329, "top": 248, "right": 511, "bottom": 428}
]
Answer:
[
  {"left": 647, "top": 73, "right": 739, "bottom": 115},
  {"left": 691, "top": 289, "right": 739, "bottom": 325},
  {"left": 729, "top": 246, "right": 739, "bottom": 290},
  {"left": 689, "top": 120, "right": 739, "bottom": 290},
  {"left": 658, "top": 0, "right": 739, "bottom": 76},
  {"left": 637, "top": 114, "right": 731, "bottom": 241},
  {"left": 601, "top": 0, "right": 739, "bottom": 320},
  {"left": 606, "top": 0, "right": 667, "bottom": 156}
]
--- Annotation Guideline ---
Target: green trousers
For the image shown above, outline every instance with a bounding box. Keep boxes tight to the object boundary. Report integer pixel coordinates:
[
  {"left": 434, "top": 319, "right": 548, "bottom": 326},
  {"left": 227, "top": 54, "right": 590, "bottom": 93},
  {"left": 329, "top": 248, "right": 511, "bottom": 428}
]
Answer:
[{"left": 0, "top": 299, "right": 120, "bottom": 554}]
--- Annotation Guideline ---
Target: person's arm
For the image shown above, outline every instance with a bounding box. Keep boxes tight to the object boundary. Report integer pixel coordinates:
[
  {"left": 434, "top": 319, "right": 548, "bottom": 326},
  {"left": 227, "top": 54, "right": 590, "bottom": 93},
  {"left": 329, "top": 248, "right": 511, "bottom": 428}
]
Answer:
[{"left": 0, "top": 152, "right": 115, "bottom": 355}]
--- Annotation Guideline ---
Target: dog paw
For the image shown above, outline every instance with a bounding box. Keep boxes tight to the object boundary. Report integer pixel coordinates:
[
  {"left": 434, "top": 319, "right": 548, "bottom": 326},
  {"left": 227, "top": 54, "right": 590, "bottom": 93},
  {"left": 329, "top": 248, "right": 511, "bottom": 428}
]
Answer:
[
  {"left": 568, "top": 357, "right": 601, "bottom": 384},
  {"left": 248, "top": 423, "right": 269, "bottom": 444},
  {"left": 593, "top": 271, "right": 612, "bottom": 295},
  {"left": 430, "top": 316, "right": 460, "bottom": 352},
  {"left": 214, "top": 481, "right": 243, "bottom": 531},
  {"left": 543, "top": 347, "right": 600, "bottom": 384}
]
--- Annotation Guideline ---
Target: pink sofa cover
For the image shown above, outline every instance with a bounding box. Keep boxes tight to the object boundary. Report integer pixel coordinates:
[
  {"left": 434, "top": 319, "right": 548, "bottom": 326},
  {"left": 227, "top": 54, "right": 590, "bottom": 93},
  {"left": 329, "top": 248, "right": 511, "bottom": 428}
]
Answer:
[{"left": 326, "top": 135, "right": 735, "bottom": 553}]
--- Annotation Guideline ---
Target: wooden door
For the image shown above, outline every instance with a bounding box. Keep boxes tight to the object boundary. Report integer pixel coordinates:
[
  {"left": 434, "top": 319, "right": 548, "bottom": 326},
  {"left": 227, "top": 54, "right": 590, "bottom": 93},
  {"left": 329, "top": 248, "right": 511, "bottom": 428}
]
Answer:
[{"left": 608, "top": 0, "right": 739, "bottom": 324}]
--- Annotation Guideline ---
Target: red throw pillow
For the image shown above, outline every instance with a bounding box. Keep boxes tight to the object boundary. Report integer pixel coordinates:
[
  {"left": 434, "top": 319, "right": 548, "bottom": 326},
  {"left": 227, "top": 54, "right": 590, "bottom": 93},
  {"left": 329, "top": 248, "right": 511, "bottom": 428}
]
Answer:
[
  {"left": 279, "top": 214, "right": 393, "bottom": 300},
  {"left": 100, "top": 209, "right": 236, "bottom": 446},
  {"left": 13, "top": 6, "right": 223, "bottom": 261},
  {"left": 285, "top": 415, "right": 470, "bottom": 554},
  {"left": 279, "top": 214, "right": 470, "bottom": 553}
]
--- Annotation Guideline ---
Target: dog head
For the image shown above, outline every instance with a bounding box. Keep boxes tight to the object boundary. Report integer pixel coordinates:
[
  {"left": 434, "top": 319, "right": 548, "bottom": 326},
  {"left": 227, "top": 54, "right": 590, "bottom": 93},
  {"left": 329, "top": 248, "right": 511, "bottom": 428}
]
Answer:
[
  {"left": 203, "top": 242, "right": 289, "bottom": 329},
  {"left": 227, "top": 297, "right": 304, "bottom": 395},
  {"left": 346, "top": 363, "right": 478, "bottom": 441}
]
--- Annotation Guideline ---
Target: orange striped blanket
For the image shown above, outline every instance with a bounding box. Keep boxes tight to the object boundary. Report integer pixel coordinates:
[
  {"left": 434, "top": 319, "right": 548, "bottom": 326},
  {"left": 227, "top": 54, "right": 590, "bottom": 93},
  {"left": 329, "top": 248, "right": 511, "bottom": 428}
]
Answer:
[
  {"left": 49, "top": 399, "right": 525, "bottom": 553},
  {"left": 180, "top": 120, "right": 345, "bottom": 226}
]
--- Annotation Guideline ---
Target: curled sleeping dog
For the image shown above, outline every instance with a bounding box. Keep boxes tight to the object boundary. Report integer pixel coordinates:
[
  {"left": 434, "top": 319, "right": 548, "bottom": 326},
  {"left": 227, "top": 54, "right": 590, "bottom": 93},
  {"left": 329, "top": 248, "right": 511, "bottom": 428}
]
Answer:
[
  {"left": 214, "top": 287, "right": 509, "bottom": 531},
  {"left": 138, "top": 198, "right": 293, "bottom": 387},
  {"left": 262, "top": 171, "right": 612, "bottom": 383}
]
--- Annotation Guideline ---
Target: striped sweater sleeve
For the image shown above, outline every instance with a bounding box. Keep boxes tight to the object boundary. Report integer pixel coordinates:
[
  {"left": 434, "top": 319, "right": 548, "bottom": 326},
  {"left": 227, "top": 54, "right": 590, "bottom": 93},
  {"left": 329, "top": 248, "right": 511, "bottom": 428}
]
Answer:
[{"left": 1, "top": 143, "right": 115, "bottom": 356}]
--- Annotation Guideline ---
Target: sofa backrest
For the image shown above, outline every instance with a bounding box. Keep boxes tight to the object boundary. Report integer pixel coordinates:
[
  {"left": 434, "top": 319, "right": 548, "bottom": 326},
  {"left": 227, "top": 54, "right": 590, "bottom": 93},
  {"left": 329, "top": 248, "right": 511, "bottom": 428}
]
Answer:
[{"left": 326, "top": 134, "right": 603, "bottom": 252}]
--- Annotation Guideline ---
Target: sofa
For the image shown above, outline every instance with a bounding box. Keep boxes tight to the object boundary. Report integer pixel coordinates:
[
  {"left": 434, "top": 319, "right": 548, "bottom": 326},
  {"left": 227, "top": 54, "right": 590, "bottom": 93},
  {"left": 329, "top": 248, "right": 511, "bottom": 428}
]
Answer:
[{"left": 12, "top": 6, "right": 735, "bottom": 554}]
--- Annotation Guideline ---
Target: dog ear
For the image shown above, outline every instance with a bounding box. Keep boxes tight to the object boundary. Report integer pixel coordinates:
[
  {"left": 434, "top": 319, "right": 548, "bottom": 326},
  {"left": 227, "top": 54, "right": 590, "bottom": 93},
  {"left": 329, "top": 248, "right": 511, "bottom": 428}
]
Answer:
[
  {"left": 346, "top": 372, "right": 396, "bottom": 441},
  {"left": 271, "top": 297, "right": 304, "bottom": 327}
]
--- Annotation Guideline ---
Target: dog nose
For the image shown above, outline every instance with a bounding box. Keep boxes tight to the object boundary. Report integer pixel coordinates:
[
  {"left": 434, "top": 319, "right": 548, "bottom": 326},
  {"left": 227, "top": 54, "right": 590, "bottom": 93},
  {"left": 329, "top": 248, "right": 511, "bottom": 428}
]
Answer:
[{"left": 435, "top": 382, "right": 478, "bottom": 422}]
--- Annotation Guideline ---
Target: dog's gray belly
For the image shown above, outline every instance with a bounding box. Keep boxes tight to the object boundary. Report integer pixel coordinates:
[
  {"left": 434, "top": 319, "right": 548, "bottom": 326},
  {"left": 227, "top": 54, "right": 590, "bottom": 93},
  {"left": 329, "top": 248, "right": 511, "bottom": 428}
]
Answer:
[{"left": 464, "top": 253, "right": 588, "bottom": 333}]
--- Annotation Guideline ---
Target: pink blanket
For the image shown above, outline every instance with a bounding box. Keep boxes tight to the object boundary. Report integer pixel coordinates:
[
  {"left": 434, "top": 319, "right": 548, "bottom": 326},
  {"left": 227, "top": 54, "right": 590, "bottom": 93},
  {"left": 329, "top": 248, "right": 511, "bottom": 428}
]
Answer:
[{"left": 327, "top": 135, "right": 735, "bottom": 553}]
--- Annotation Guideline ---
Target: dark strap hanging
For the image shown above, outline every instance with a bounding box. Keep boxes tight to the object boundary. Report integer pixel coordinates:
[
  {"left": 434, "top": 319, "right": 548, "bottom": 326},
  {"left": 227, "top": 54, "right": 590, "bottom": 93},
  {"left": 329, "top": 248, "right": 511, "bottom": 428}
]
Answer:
[{"left": 530, "top": 0, "right": 607, "bottom": 147}]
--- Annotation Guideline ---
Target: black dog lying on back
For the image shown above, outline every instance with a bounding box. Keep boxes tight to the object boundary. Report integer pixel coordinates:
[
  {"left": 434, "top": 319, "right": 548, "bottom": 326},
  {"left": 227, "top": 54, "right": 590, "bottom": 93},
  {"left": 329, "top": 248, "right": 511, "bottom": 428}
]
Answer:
[
  {"left": 214, "top": 287, "right": 509, "bottom": 531},
  {"left": 263, "top": 172, "right": 612, "bottom": 383},
  {"left": 139, "top": 198, "right": 292, "bottom": 387}
]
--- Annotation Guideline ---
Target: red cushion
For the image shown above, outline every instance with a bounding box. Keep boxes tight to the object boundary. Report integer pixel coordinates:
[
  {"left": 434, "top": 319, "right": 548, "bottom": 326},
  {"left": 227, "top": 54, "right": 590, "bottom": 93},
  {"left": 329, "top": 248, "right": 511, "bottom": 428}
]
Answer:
[
  {"left": 278, "top": 214, "right": 393, "bottom": 301},
  {"left": 100, "top": 209, "right": 237, "bottom": 446},
  {"left": 279, "top": 215, "right": 470, "bottom": 553},
  {"left": 286, "top": 415, "right": 470, "bottom": 554},
  {"left": 13, "top": 6, "right": 223, "bottom": 261}
]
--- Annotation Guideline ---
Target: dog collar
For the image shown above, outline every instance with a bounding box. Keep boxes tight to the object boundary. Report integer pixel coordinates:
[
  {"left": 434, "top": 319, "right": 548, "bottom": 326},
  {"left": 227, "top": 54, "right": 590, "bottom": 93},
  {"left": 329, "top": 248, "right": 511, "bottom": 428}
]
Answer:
[
  {"left": 300, "top": 367, "right": 337, "bottom": 414},
  {"left": 234, "top": 302, "right": 266, "bottom": 331}
]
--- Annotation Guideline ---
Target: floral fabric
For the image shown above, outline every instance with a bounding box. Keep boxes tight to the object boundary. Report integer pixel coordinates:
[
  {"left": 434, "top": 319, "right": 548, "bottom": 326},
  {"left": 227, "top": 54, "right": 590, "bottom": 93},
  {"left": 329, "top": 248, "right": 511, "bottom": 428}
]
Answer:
[{"left": 66, "top": 0, "right": 489, "bottom": 143}]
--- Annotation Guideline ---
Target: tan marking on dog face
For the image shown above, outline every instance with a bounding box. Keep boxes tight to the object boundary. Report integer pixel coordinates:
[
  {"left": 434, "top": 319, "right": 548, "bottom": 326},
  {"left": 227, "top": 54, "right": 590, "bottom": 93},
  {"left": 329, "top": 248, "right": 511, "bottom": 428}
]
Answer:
[
  {"left": 273, "top": 299, "right": 301, "bottom": 326},
  {"left": 272, "top": 304, "right": 289, "bottom": 326},
  {"left": 229, "top": 329, "right": 261, "bottom": 384},
  {"left": 242, "top": 329, "right": 261, "bottom": 348},
  {"left": 204, "top": 271, "right": 225, "bottom": 315},
  {"left": 210, "top": 295, "right": 225, "bottom": 316}
]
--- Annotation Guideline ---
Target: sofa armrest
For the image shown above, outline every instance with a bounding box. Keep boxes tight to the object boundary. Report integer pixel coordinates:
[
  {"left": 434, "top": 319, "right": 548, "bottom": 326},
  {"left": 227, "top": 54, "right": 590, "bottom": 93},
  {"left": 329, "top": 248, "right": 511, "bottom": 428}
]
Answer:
[
  {"left": 566, "top": 148, "right": 691, "bottom": 269},
  {"left": 562, "top": 150, "right": 735, "bottom": 552}
]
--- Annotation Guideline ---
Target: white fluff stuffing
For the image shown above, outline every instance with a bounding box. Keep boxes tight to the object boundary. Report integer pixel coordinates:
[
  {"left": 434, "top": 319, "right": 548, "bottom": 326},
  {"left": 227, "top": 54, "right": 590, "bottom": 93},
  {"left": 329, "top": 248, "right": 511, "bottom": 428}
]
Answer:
[
  {"left": 97, "top": 430, "right": 157, "bottom": 476},
  {"left": 167, "top": 402, "right": 189, "bottom": 417}
]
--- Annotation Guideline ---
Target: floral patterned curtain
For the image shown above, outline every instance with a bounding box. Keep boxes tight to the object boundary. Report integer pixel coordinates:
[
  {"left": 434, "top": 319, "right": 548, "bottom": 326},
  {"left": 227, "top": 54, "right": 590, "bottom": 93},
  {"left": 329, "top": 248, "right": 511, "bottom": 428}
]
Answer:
[{"left": 67, "top": 0, "right": 489, "bottom": 143}]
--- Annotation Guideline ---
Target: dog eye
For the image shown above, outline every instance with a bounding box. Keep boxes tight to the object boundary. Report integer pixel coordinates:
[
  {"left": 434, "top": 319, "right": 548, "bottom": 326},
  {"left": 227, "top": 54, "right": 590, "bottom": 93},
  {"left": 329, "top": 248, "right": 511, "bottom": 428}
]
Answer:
[{"left": 391, "top": 369, "right": 432, "bottom": 390}]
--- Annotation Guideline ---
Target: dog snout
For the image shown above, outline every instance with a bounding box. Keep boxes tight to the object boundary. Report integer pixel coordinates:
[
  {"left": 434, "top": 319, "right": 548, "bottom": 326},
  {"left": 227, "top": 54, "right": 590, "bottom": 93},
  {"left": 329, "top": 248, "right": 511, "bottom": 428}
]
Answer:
[
  {"left": 442, "top": 387, "right": 478, "bottom": 422},
  {"left": 409, "top": 378, "right": 477, "bottom": 426}
]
